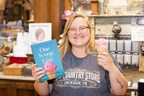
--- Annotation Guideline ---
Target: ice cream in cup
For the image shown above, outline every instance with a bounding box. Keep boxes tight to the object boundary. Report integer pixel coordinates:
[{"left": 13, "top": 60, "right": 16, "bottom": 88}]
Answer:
[
  {"left": 44, "top": 61, "right": 57, "bottom": 79},
  {"left": 95, "top": 38, "right": 108, "bottom": 55}
]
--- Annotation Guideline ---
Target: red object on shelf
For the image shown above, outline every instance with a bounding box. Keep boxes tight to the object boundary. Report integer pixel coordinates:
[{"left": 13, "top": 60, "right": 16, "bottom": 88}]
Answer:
[{"left": 9, "top": 56, "right": 28, "bottom": 64}]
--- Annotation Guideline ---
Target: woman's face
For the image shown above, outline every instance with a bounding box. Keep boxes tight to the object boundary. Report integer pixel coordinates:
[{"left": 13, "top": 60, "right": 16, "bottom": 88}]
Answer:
[{"left": 68, "top": 17, "right": 90, "bottom": 48}]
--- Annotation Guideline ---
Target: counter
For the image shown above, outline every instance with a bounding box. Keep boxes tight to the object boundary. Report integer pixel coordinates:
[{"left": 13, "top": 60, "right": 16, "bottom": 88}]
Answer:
[
  {"left": 124, "top": 69, "right": 144, "bottom": 90},
  {"left": 0, "top": 69, "right": 144, "bottom": 90},
  {"left": 0, "top": 69, "right": 143, "bottom": 96},
  {"left": 0, "top": 71, "right": 34, "bottom": 81}
]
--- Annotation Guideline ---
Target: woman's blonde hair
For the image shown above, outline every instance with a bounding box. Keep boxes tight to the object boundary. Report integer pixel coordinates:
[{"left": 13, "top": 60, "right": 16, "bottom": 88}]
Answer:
[{"left": 59, "top": 13, "right": 95, "bottom": 60}]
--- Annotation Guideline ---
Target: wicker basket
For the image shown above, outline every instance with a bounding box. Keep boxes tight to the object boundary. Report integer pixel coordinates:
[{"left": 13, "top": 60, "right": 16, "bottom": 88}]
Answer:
[{"left": 3, "top": 64, "right": 24, "bottom": 76}]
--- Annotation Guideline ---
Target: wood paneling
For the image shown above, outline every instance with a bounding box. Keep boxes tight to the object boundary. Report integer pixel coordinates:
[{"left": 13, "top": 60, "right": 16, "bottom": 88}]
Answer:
[
  {"left": 34, "top": 0, "right": 50, "bottom": 23},
  {"left": 64, "top": 0, "right": 71, "bottom": 10},
  {"left": 34, "top": 0, "right": 64, "bottom": 42},
  {"left": 0, "top": 82, "right": 11, "bottom": 96},
  {"left": 0, "top": 79, "right": 38, "bottom": 96},
  {"left": 50, "top": 0, "right": 60, "bottom": 41}
]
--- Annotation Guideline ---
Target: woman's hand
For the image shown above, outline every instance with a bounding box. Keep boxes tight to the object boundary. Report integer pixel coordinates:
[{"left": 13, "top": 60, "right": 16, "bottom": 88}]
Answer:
[
  {"left": 97, "top": 52, "right": 117, "bottom": 73},
  {"left": 32, "top": 64, "right": 50, "bottom": 95},
  {"left": 31, "top": 64, "right": 45, "bottom": 83}
]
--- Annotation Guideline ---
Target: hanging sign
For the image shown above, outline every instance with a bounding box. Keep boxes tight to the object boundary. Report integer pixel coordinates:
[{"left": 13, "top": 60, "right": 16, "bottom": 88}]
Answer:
[{"left": 131, "top": 26, "right": 144, "bottom": 41}]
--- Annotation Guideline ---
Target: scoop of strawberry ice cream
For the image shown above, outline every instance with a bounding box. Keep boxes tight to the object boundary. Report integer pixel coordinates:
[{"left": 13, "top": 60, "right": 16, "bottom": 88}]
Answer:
[
  {"left": 44, "top": 61, "right": 57, "bottom": 72},
  {"left": 95, "top": 38, "right": 108, "bottom": 54},
  {"left": 95, "top": 38, "right": 108, "bottom": 48}
]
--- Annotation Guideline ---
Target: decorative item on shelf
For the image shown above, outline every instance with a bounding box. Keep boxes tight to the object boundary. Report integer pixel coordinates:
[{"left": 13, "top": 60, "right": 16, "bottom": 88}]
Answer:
[
  {"left": 0, "top": 39, "right": 11, "bottom": 70},
  {"left": 14, "top": 0, "right": 32, "bottom": 11},
  {"left": 3, "top": 63, "right": 24, "bottom": 76},
  {"left": 0, "top": 55, "right": 4, "bottom": 70},
  {"left": 26, "top": 54, "right": 34, "bottom": 63},
  {"left": 104, "top": 0, "right": 108, "bottom": 14},
  {"left": 61, "top": 10, "right": 75, "bottom": 34},
  {"left": 1, "top": 57, "right": 10, "bottom": 70},
  {"left": 0, "top": 39, "right": 4, "bottom": 49},
  {"left": 28, "top": 10, "right": 34, "bottom": 22},
  {"left": 23, "top": 64, "right": 32, "bottom": 76},
  {"left": 136, "top": 18, "right": 144, "bottom": 25},
  {"left": 141, "top": 42, "right": 144, "bottom": 55},
  {"left": 71, "top": 0, "right": 87, "bottom": 12},
  {"left": 13, "top": 32, "right": 27, "bottom": 57},
  {"left": 12, "top": 32, "right": 28, "bottom": 64},
  {"left": 89, "top": 0, "right": 99, "bottom": 15},
  {"left": 61, "top": 10, "right": 75, "bottom": 20},
  {"left": 99, "top": 0, "right": 104, "bottom": 15},
  {"left": 9, "top": 56, "right": 28, "bottom": 64},
  {"left": 139, "top": 42, "right": 144, "bottom": 72},
  {"left": 0, "top": 45, "right": 12, "bottom": 54},
  {"left": 112, "top": 21, "right": 121, "bottom": 38}
]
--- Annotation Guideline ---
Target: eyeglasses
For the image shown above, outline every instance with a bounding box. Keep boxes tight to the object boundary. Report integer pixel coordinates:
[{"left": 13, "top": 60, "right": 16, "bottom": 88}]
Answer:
[{"left": 68, "top": 26, "right": 89, "bottom": 32}]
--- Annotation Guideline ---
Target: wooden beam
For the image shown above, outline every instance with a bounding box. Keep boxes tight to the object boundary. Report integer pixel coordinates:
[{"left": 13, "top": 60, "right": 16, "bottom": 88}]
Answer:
[
  {"left": 34, "top": 0, "right": 50, "bottom": 23},
  {"left": 64, "top": 0, "right": 71, "bottom": 10}
]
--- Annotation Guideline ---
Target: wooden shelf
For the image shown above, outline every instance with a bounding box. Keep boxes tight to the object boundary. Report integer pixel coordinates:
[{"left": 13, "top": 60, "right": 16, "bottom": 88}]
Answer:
[{"left": 88, "top": 14, "right": 144, "bottom": 18}]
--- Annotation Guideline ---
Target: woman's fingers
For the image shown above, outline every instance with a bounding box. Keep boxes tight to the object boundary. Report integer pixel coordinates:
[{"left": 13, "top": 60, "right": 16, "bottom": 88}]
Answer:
[
  {"left": 31, "top": 64, "right": 45, "bottom": 82},
  {"left": 97, "top": 52, "right": 113, "bottom": 69},
  {"left": 97, "top": 52, "right": 107, "bottom": 63}
]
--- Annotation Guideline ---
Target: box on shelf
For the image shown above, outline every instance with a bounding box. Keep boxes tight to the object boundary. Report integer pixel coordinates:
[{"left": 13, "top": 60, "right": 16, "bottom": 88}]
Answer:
[
  {"left": 9, "top": 56, "right": 28, "bottom": 64},
  {"left": 139, "top": 55, "right": 144, "bottom": 72},
  {"left": 3, "top": 64, "right": 24, "bottom": 76},
  {"left": 26, "top": 54, "right": 34, "bottom": 63}
]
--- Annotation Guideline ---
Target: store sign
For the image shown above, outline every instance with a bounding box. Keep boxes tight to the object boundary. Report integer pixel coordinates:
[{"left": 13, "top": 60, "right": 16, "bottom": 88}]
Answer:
[{"left": 131, "top": 26, "right": 144, "bottom": 41}]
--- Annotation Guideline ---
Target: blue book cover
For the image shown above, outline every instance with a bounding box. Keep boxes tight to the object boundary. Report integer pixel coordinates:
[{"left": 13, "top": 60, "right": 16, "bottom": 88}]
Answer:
[{"left": 31, "top": 39, "right": 64, "bottom": 82}]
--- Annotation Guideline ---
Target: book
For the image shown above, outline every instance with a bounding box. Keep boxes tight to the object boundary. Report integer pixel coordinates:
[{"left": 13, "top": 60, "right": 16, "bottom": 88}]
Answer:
[{"left": 31, "top": 39, "right": 64, "bottom": 82}]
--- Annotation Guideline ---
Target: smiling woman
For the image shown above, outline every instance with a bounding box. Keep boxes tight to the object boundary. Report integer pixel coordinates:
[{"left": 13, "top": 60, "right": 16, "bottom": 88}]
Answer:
[{"left": 32, "top": 13, "right": 128, "bottom": 96}]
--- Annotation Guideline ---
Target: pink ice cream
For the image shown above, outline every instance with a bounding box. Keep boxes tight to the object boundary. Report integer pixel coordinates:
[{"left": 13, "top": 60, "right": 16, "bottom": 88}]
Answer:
[
  {"left": 44, "top": 61, "right": 57, "bottom": 79},
  {"left": 95, "top": 38, "right": 108, "bottom": 55},
  {"left": 44, "top": 61, "right": 57, "bottom": 72}
]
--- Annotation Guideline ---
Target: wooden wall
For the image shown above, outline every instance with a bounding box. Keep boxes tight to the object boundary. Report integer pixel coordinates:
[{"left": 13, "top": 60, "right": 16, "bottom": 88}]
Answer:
[
  {"left": 64, "top": 0, "right": 71, "bottom": 10},
  {"left": 34, "top": 0, "right": 64, "bottom": 41}
]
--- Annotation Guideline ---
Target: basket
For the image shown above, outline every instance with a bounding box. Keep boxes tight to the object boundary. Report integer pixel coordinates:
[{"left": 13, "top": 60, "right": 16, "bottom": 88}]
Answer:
[{"left": 3, "top": 64, "right": 24, "bottom": 76}]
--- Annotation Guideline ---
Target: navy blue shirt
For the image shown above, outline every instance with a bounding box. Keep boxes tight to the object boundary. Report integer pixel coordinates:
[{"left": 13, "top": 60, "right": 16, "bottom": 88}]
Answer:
[{"left": 50, "top": 50, "right": 121, "bottom": 96}]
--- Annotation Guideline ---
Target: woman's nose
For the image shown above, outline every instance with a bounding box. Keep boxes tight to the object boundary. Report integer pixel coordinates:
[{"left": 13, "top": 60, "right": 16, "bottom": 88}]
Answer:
[{"left": 75, "top": 29, "right": 81, "bottom": 34}]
